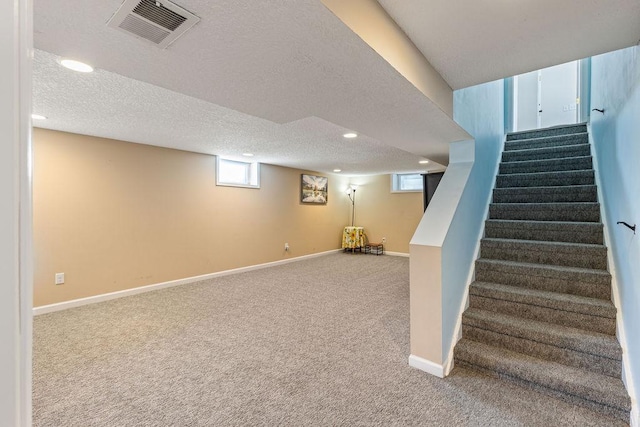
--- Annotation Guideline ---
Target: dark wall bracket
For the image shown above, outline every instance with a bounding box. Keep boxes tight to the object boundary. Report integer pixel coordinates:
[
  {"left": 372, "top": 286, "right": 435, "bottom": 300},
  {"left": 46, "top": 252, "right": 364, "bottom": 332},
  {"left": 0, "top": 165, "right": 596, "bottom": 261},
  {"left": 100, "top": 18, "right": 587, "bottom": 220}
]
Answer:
[
  {"left": 616, "top": 221, "right": 636, "bottom": 234},
  {"left": 592, "top": 108, "right": 605, "bottom": 114}
]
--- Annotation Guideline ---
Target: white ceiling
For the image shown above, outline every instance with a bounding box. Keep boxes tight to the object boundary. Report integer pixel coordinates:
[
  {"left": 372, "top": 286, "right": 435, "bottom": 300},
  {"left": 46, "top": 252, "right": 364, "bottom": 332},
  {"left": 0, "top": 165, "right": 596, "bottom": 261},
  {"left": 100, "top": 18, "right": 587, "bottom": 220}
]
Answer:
[
  {"left": 32, "top": 0, "right": 640, "bottom": 175},
  {"left": 378, "top": 0, "right": 640, "bottom": 90}
]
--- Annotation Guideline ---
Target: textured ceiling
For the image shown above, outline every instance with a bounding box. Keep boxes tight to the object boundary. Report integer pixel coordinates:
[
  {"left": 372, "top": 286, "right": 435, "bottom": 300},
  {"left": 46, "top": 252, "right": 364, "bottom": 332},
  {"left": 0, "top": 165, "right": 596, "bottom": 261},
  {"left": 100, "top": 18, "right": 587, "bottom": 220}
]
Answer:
[
  {"left": 33, "top": 50, "right": 447, "bottom": 175},
  {"left": 32, "top": 0, "right": 640, "bottom": 175},
  {"left": 378, "top": 0, "right": 640, "bottom": 90},
  {"left": 32, "top": 0, "right": 470, "bottom": 174}
]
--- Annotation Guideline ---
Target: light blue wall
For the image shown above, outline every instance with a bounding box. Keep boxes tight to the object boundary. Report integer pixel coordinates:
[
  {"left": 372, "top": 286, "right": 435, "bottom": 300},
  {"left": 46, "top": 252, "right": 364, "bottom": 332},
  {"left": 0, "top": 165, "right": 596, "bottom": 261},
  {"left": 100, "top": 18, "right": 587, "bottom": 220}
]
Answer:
[
  {"left": 590, "top": 45, "right": 640, "bottom": 398},
  {"left": 440, "top": 80, "right": 504, "bottom": 360}
]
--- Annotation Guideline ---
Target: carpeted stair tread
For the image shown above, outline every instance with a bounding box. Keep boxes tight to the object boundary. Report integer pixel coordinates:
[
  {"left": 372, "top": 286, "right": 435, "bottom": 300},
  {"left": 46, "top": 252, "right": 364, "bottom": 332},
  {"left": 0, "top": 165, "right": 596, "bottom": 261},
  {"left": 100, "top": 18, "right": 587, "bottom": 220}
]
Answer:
[
  {"left": 455, "top": 339, "right": 631, "bottom": 421},
  {"left": 469, "top": 281, "right": 616, "bottom": 335},
  {"left": 462, "top": 322, "right": 621, "bottom": 378},
  {"left": 504, "top": 133, "right": 588, "bottom": 151},
  {"left": 506, "top": 124, "right": 587, "bottom": 141},
  {"left": 462, "top": 308, "right": 622, "bottom": 360},
  {"left": 480, "top": 238, "right": 607, "bottom": 269},
  {"left": 484, "top": 219, "right": 603, "bottom": 244},
  {"left": 493, "top": 185, "right": 597, "bottom": 203},
  {"left": 475, "top": 258, "right": 611, "bottom": 300},
  {"left": 496, "top": 169, "right": 594, "bottom": 188},
  {"left": 489, "top": 202, "right": 600, "bottom": 222},
  {"left": 502, "top": 143, "right": 590, "bottom": 162},
  {"left": 499, "top": 156, "right": 592, "bottom": 174},
  {"left": 470, "top": 281, "right": 616, "bottom": 319}
]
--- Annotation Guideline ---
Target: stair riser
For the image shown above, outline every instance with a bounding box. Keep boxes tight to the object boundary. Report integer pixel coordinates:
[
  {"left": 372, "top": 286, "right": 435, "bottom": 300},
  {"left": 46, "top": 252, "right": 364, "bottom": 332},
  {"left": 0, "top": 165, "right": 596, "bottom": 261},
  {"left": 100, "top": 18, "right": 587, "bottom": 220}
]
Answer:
[
  {"left": 480, "top": 243, "right": 607, "bottom": 270},
  {"left": 489, "top": 206, "right": 600, "bottom": 222},
  {"left": 475, "top": 263, "right": 611, "bottom": 300},
  {"left": 462, "top": 325, "right": 620, "bottom": 378},
  {"left": 507, "top": 125, "right": 587, "bottom": 141},
  {"left": 463, "top": 312, "right": 621, "bottom": 360},
  {"left": 504, "top": 134, "right": 588, "bottom": 151},
  {"left": 499, "top": 157, "right": 592, "bottom": 174},
  {"left": 493, "top": 187, "right": 597, "bottom": 203},
  {"left": 454, "top": 358, "right": 629, "bottom": 422},
  {"left": 496, "top": 171, "right": 594, "bottom": 188},
  {"left": 484, "top": 223, "right": 603, "bottom": 245},
  {"left": 502, "top": 145, "right": 590, "bottom": 162},
  {"left": 468, "top": 295, "right": 616, "bottom": 335}
]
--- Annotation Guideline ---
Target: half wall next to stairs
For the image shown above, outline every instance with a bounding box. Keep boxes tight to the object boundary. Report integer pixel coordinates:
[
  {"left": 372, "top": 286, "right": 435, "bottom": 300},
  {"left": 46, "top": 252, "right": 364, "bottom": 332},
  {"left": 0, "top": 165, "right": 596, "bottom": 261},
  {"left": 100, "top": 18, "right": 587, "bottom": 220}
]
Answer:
[{"left": 409, "top": 79, "right": 504, "bottom": 375}]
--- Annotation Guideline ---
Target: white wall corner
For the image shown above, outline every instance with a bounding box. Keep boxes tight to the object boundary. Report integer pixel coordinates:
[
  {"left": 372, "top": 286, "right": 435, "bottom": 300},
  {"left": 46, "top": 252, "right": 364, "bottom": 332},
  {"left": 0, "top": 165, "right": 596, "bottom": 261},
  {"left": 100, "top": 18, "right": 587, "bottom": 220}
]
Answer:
[
  {"left": 1, "top": 0, "right": 33, "bottom": 425},
  {"left": 408, "top": 354, "right": 445, "bottom": 378}
]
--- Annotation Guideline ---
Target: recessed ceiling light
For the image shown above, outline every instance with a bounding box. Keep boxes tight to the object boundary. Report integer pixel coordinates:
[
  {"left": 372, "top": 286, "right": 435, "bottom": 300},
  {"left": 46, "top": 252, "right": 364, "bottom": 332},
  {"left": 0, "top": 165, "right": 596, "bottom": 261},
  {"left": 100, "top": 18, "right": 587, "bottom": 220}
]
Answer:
[
  {"left": 31, "top": 114, "right": 47, "bottom": 120},
  {"left": 343, "top": 132, "right": 357, "bottom": 139},
  {"left": 242, "top": 153, "right": 254, "bottom": 157},
  {"left": 58, "top": 58, "right": 94, "bottom": 73},
  {"left": 333, "top": 169, "right": 342, "bottom": 173},
  {"left": 419, "top": 160, "right": 430, "bottom": 164}
]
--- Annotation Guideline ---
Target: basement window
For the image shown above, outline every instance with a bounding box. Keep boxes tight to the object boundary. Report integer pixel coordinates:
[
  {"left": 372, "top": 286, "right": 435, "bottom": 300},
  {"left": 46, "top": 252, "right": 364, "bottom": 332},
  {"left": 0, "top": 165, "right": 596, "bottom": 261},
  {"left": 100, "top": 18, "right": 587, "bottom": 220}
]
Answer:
[
  {"left": 391, "top": 173, "right": 423, "bottom": 193},
  {"left": 216, "top": 157, "right": 260, "bottom": 189}
]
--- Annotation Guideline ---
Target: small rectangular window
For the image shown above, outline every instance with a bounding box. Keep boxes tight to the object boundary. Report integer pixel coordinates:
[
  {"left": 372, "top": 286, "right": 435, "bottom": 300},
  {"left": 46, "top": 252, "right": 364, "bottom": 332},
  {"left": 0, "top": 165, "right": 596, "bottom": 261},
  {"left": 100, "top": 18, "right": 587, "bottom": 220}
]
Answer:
[
  {"left": 391, "top": 173, "right": 423, "bottom": 192},
  {"left": 216, "top": 157, "right": 260, "bottom": 188}
]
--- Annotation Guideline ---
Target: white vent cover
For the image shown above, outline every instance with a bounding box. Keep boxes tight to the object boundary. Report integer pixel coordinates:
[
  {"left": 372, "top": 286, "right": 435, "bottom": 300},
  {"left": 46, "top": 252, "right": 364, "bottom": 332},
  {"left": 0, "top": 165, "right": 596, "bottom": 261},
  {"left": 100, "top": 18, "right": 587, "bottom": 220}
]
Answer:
[{"left": 107, "top": 0, "right": 200, "bottom": 49}]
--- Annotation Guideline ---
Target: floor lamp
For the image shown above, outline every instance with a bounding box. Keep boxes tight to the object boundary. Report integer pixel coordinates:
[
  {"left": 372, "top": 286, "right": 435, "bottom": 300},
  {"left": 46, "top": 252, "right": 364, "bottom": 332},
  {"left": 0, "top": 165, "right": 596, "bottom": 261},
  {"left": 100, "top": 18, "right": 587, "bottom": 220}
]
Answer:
[{"left": 346, "top": 184, "right": 357, "bottom": 226}]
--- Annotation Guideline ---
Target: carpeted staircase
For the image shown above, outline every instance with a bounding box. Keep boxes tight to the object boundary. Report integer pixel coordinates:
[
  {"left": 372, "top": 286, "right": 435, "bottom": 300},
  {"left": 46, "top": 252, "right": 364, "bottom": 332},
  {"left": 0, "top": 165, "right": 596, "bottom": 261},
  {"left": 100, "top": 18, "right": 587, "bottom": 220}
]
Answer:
[{"left": 454, "top": 123, "right": 632, "bottom": 423}]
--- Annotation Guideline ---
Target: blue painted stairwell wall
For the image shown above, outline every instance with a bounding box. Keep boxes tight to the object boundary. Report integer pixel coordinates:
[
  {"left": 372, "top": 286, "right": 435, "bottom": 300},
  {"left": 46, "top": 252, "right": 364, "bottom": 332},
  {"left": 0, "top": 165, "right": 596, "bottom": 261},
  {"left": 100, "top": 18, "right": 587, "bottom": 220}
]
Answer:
[
  {"left": 441, "top": 80, "right": 504, "bottom": 359},
  {"left": 590, "top": 45, "right": 640, "bottom": 410}
]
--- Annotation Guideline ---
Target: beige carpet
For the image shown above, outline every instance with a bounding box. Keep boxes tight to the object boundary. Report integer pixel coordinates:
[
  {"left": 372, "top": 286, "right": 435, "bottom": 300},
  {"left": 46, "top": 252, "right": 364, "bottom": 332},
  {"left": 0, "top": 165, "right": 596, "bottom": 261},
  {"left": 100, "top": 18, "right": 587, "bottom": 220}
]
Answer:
[{"left": 33, "top": 253, "right": 625, "bottom": 426}]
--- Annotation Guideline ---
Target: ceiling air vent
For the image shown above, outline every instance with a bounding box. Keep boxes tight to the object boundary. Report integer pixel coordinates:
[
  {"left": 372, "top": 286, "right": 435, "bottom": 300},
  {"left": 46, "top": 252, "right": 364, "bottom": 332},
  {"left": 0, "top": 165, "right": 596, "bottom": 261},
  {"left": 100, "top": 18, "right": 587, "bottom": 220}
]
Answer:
[{"left": 107, "top": 0, "right": 200, "bottom": 49}]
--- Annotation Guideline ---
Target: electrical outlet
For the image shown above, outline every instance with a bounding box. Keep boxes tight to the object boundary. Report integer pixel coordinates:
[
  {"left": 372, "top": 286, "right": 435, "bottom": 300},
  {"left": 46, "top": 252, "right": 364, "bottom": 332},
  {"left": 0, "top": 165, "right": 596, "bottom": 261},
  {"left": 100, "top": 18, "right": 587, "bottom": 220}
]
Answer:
[
  {"left": 285, "top": 243, "right": 290, "bottom": 251},
  {"left": 382, "top": 237, "right": 387, "bottom": 243},
  {"left": 55, "top": 272, "right": 65, "bottom": 285}
]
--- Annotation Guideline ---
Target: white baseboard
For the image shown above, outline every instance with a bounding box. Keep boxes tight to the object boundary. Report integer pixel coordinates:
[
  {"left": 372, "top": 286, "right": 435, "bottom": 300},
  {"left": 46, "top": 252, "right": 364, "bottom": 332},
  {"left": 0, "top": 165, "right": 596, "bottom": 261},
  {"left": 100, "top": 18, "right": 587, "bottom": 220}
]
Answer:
[
  {"left": 385, "top": 251, "right": 409, "bottom": 257},
  {"left": 408, "top": 354, "right": 445, "bottom": 378},
  {"left": 632, "top": 406, "right": 639, "bottom": 427},
  {"left": 34, "top": 249, "right": 342, "bottom": 316}
]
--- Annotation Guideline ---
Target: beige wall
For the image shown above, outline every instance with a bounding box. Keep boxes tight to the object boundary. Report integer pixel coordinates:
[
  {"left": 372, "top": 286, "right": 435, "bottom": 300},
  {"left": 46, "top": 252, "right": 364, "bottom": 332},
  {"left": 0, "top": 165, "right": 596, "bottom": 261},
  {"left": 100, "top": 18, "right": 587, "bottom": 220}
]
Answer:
[
  {"left": 33, "top": 129, "right": 424, "bottom": 307},
  {"left": 33, "top": 129, "right": 354, "bottom": 306},
  {"left": 348, "top": 174, "right": 424, "bottom": 253}
]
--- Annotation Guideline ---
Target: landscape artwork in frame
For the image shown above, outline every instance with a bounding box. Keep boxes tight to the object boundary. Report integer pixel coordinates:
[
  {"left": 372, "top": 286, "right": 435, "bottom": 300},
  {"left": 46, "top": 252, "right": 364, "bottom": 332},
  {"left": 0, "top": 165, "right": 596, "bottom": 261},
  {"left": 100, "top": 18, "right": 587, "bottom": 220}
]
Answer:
[{"left": 301, "top": 174, "right": 328, "bottom": 204}]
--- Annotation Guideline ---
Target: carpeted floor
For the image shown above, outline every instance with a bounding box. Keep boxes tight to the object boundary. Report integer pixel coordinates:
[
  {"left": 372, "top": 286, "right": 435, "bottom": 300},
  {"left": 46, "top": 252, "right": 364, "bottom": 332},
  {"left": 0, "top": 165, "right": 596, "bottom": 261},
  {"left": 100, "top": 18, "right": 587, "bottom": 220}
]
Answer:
[{"left": 33, "top": 253, "right": 625, "bottom": 426}]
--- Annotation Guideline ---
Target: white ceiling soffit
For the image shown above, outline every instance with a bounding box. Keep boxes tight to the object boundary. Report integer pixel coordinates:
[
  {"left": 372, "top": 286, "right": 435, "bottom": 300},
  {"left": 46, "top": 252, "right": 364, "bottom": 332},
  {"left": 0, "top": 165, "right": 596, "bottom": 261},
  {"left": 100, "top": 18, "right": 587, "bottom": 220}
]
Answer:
[
  {"left": 107, "top": 0, "right": 200, "bottom": 49},
  {"left": 33, "top": 0, "right": 470, "bottom": 167},
  {"left": 33, "top": 49, "right": 448, "bottom": 176},
  {"left": 378, "top": 0, "right": 640, "bottom": 90}
]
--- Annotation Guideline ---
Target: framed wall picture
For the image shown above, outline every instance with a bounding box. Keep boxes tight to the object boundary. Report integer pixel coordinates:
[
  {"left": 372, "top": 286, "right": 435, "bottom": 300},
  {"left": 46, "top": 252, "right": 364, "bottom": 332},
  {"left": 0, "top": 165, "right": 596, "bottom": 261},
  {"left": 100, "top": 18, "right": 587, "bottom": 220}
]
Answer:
[{"left": 301, "top": 174, "right": 328, "bottom": 204}]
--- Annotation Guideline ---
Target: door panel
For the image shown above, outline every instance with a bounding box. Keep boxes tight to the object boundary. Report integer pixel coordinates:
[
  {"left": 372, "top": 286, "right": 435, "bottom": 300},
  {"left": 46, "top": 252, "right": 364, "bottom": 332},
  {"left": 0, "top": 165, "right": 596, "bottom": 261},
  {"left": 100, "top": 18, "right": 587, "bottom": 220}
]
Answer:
[
  {"left": 540, "top": 61, "right": 578, "bottom": 128},
  {"left": 516, "top": 71, "right": 539, "bottom": 131},
  {"left": 514, "top": 61, "right": 579, "bottom": 131}
]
